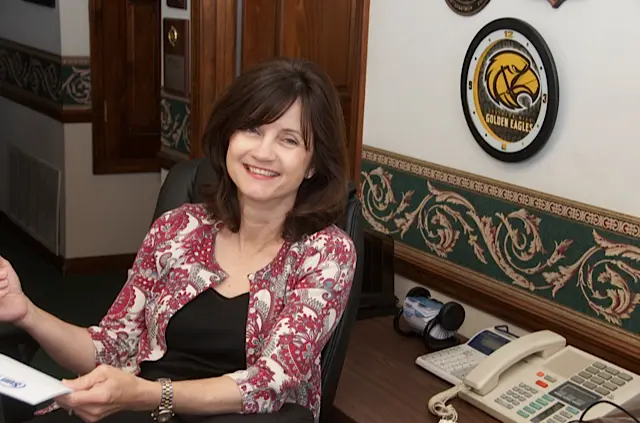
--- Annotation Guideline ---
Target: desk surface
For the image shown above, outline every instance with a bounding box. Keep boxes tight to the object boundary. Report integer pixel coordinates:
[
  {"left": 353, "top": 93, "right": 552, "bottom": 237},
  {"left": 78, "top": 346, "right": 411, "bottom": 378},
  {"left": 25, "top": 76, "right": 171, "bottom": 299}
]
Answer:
[{"left": 333, "top": 317, "right": 499, "bottom": 423}]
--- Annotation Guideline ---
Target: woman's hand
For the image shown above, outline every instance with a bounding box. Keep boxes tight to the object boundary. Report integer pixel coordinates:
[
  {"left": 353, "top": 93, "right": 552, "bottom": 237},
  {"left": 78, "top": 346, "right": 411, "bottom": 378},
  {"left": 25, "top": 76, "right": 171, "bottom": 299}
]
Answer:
[
  {"left": 0, "top": 256, "right": 31, "bottom": 324},
  {"left": 57, "top": 365, "right": 161, "bottom": 422}
]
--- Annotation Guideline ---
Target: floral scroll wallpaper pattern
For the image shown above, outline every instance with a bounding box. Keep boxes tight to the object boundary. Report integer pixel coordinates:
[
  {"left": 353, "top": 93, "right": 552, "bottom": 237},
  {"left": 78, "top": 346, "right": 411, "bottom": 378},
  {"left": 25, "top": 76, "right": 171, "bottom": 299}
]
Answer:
[
  {"left": 360, "top": 146, "right": 640, "bottom": 334},
  {"left": 0, "top": 39, "right": 91, "bottom": 110},
  {"left": 0, "top": 38, "right": 190, "bottom": 159},
  {"left": 160, "top": 90, "right": 190, "bottom": 157}
]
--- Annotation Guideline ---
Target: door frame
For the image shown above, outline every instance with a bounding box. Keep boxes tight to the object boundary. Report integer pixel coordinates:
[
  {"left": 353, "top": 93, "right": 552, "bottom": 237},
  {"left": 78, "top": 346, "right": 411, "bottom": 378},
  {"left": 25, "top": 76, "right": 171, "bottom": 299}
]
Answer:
[{"left": 189, "top": 0, "right": 370, "bottom": 182}]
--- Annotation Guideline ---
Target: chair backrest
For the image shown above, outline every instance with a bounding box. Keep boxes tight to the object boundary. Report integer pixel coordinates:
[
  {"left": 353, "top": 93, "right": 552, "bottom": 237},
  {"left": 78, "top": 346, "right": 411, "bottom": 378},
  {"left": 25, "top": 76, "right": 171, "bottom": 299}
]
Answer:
[{"left": 154, "top": 159, "right": 364, "bottom": 420}]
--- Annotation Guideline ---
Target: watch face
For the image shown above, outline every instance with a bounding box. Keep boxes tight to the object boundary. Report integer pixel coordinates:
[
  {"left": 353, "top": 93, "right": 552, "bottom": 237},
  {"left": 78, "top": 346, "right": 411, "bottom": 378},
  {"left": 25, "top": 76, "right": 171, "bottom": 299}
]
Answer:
[
  {"left": 460, "top": 18, "right": 559, "bottom": 162},
  {"left": 157, "top": 410, "right": 174, "bottom": 422}
]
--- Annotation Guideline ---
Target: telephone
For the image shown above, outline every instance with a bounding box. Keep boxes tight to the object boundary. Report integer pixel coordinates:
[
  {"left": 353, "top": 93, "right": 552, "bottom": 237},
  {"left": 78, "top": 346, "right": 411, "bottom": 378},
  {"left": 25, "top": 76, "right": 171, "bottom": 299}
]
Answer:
[
  {"left": 416, "top": 326, "right": 518, "bottom": 385},
  {"left": 427, "top": 330, "right": 640, "bottom": 423}
]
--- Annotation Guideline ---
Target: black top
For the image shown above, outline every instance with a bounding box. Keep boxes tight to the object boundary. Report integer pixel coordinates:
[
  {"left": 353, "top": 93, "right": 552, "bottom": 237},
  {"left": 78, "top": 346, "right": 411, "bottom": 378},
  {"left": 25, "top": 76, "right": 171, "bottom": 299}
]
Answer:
[{"left": 139, "top": 288, "right": 249, "bottom": 382}]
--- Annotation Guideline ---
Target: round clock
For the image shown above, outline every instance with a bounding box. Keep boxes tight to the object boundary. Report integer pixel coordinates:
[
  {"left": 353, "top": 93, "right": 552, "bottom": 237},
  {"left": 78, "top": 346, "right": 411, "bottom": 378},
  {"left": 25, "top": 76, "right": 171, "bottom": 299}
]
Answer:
[
  {"left": 460, "top": 18, "right": 559, "bottom": 162},
  {"left": 445, "top": 0, "right": 491, "bottom": 16}
]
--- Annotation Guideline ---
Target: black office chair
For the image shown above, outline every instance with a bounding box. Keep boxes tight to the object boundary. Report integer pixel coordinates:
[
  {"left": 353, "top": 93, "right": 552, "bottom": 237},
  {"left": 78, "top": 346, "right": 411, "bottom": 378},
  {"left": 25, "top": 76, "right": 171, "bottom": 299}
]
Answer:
[
  {"left": 0, "top": 158, "right": 364, "bottom": 423},
  {"left": 154, "top": 158, "right": 365, "bottom": 422}
]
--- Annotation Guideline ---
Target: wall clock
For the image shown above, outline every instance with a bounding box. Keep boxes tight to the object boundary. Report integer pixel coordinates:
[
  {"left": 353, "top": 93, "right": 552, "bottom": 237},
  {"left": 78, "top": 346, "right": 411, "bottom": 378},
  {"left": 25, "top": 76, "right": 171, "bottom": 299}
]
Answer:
[
  {"left": 445, "top": 0, "right": 491, "bottom": 16},
  {"left": 460, "top": 18, "right": 559, "bottom": 162}
]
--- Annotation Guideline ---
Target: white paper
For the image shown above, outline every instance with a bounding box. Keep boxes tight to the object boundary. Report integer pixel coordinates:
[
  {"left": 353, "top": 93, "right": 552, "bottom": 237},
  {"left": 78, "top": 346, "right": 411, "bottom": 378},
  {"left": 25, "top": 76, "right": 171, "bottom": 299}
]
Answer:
[{"left": 0, "top": 353, "right": 73, "bottom": 405}]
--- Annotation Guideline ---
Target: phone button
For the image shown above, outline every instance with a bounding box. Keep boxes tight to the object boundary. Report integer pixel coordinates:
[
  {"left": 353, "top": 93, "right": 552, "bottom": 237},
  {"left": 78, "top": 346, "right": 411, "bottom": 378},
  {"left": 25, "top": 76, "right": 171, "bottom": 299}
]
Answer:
[{"left": 536, "top": 380, "right": 549, "bottom": 388}]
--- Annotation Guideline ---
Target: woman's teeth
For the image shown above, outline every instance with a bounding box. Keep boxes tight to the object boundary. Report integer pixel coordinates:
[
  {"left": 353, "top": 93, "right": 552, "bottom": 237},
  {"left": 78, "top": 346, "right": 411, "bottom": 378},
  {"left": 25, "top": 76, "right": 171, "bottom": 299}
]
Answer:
[{"left": 247, "top": 166, "right": 279, "bottom": 177}]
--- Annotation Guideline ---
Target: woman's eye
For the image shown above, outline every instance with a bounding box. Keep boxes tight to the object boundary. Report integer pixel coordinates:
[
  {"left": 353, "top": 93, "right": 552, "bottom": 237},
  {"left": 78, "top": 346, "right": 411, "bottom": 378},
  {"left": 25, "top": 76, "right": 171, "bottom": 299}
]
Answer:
[{"left": 245, "top": 127, "right": 259, "bottom": 134}]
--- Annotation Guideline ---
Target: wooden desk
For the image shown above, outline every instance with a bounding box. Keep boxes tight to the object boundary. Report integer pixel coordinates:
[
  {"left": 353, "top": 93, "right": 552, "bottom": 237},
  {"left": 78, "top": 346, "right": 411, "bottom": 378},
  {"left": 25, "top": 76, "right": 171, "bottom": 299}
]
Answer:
[{"left": 333, "top": 317, "right": 498, "bottom": 423}]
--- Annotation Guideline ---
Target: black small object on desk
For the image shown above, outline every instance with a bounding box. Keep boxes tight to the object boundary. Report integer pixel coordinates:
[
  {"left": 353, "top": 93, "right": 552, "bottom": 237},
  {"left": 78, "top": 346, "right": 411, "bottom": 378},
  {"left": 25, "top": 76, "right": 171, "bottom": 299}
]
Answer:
[{"left": 393, "top": 286, "right": 466, "bottom": 351}]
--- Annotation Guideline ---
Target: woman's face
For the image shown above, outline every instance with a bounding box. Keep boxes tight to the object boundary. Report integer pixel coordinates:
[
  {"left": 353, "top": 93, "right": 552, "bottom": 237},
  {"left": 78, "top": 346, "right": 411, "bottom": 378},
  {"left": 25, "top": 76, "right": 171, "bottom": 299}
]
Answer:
[{"left": 226, "top": 99, "right": 314, "bottom": 207}]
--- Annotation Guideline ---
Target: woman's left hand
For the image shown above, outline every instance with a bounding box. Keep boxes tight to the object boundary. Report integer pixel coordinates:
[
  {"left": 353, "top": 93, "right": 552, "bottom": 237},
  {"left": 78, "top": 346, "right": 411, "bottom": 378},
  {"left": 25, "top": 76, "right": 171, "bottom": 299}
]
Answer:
[{"left": 56, "top": 364, "right": 158, "bottom": 422}]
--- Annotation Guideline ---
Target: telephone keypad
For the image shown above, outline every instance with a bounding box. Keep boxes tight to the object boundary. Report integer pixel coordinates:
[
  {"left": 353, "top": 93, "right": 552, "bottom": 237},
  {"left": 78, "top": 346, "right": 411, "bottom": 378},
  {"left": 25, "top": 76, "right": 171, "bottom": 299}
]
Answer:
[
  {"left": 559, "top": 410, "right": 574, "bottom": 419},
  {"left": 597, "top": 372, "right": 612, "bottom": 380},
  {"left": 611, "top": 377, "right": 626, "bottom": 386},
  {"left": 568, "top": 360, "right": 633, "bottom": 399}
]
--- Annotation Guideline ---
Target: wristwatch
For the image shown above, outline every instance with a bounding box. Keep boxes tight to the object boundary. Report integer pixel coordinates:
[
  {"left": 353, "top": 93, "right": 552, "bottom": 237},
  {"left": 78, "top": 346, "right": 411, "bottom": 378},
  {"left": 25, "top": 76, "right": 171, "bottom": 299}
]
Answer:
[{"left": 151, "top": 378, "right": 175, "bottom": 422}]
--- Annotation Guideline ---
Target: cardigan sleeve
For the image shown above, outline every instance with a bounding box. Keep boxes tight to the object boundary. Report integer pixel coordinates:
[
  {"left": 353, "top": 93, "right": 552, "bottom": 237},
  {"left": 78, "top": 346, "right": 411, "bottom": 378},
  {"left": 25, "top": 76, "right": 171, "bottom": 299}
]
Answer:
[
  {"left": 86, "top": 208, "right": 177, "bottom": 370},
  {"left": 227, "top": 228, "right": 357, "bottom": 414}
]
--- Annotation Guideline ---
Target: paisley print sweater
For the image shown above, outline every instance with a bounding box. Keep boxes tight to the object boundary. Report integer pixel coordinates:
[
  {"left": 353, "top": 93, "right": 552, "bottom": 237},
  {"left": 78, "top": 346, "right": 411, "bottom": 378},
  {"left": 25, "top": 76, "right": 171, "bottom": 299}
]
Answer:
[{"left": 85, "top": 203, "right": 357, "bottom": 422}]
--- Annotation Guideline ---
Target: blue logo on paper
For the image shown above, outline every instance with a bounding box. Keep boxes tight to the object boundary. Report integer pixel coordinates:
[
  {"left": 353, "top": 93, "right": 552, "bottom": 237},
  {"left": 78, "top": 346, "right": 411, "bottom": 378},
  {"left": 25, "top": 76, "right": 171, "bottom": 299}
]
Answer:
[{"left": 0, "top": 375, "right": 26, "bottom": 389}]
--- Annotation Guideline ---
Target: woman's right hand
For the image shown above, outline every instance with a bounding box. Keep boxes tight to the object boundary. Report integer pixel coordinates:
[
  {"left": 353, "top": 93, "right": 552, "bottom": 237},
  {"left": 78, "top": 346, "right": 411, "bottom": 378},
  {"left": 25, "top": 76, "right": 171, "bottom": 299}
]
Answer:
[{"left": 0, "top": 255, "right": 31, "bottom": 325}]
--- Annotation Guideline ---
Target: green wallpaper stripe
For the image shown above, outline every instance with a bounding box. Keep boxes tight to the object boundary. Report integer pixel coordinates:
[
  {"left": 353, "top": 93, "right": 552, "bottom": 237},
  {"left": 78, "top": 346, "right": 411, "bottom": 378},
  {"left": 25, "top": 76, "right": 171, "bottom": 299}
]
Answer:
[
  {"left": 0, "top": 38, "right": 90, "bottom": 109},
  {"left": 360, "top": 146, "right": 640, "bottom": 334},
  {"left": 161, "top": 90, "right": 190, "bottom": 157}
]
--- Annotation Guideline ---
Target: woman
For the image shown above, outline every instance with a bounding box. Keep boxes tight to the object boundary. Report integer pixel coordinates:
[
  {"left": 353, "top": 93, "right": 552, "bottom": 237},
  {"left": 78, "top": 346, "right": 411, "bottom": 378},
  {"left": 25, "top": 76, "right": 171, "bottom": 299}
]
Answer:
[{"left": 0, "top": 57, "right": 357, "bottom": 423}]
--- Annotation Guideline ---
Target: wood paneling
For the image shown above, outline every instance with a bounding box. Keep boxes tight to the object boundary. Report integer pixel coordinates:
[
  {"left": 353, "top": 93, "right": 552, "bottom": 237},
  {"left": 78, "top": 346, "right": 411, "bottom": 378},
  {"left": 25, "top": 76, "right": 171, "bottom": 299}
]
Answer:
[
  {"left": 189, "top": 0, "right": 369, "bottom": 181},
  {"left": 189, "top": 0, "right": 237, "bottom": 159},
  {"left": 0, "top": 86, "right": 91, "bottom": 123},
  {"left": 90, "top": 0, "right": 161, "bottom": 174}
]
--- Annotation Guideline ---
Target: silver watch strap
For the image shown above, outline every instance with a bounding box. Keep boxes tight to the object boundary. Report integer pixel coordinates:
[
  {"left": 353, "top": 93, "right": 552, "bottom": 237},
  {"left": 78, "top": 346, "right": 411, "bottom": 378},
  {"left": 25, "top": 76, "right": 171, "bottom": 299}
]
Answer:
[{"left": 159, "top": 378, "right": 174, "bottom": 411}]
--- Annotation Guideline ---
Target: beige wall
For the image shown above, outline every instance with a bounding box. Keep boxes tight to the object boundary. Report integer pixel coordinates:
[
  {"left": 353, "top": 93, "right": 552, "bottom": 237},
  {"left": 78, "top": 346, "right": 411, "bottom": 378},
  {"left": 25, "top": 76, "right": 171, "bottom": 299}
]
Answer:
[
  {"left": 0, "top": 0, "right": 162, "bottom": 258},
  {"left": 365, "top": 0, "right": 640, "bottom": 337},
  {"left": 61, "top": 0, "right": 161, "bottom": 258}
]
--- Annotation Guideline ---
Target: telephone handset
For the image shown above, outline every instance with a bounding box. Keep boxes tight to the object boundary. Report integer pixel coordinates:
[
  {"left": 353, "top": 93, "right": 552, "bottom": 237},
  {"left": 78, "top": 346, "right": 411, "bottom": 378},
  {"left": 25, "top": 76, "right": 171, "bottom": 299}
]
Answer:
[
  {"left": 462, "top": 330, "right": 566, "bottom": 395},
  {"left": 428, "top": 330, "right": 640, "bottom": 423}
]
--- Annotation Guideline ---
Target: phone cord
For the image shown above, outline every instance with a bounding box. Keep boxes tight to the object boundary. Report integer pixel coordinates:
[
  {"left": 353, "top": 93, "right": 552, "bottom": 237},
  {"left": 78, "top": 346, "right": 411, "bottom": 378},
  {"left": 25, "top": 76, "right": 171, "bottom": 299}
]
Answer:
[{"left": 427, "top": 384, "right": 467, "bottom": 422}]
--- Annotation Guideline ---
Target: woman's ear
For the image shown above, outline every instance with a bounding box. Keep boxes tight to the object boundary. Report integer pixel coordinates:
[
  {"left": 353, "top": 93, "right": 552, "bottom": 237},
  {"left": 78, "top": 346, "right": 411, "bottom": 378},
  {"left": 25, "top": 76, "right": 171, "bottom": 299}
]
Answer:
[{"left": 305, "top": 167, "right": 315, "bottom": 179}]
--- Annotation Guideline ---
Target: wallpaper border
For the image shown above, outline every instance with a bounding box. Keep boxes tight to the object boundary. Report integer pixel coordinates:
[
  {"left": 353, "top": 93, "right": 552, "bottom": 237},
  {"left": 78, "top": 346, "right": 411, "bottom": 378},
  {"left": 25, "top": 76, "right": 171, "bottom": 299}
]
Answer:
[
  {"left": 360, "top": 144, "right": 640, "bottom": 373},
  {"left": 0, "top": 38, "right": 91, "bottom": 123},
  {"left": 363, "top": 147, "right": 640, "bottom": 239}
]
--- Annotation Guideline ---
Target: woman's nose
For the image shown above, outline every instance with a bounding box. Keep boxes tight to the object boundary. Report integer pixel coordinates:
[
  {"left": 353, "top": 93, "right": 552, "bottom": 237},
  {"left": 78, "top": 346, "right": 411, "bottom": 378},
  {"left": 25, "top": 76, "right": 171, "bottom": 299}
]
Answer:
[{"left": 252, "top": 138, "right": 276, "bottom": 160}]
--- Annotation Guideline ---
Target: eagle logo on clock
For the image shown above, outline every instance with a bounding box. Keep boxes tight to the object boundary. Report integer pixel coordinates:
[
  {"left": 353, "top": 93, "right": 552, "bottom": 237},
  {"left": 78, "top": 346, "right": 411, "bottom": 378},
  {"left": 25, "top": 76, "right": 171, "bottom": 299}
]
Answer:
[{"left": 461, "top": 18, "right": 560, "bottom": 162}]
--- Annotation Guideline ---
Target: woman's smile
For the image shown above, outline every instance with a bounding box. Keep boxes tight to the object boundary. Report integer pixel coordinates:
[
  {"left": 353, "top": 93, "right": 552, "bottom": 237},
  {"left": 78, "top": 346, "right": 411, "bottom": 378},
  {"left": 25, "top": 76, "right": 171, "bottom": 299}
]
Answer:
[{"left": 243, "top": 164, "right": 281, "bottom": 179}]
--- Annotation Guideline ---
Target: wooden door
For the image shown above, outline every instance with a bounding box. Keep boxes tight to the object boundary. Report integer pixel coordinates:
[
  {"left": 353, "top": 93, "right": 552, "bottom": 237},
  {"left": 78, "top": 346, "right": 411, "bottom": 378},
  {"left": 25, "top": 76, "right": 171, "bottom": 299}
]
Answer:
[
  {"left": 90, "top": 0, "right": 161, "bottom": 174},
  {"left": 190, "top": 0, "right": 369, "bottom": 182}
]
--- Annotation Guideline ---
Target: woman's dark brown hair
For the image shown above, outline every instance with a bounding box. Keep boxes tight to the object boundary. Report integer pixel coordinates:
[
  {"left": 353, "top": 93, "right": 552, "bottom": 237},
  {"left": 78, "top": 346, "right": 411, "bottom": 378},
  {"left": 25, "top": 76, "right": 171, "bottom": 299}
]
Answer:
[{"left": 201, "top": 57, "right": 349, "bottom": 242}]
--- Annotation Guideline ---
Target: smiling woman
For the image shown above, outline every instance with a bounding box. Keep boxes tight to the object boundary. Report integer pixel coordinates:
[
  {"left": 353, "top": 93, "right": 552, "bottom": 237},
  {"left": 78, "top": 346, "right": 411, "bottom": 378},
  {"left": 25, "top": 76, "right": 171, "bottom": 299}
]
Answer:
[
  {"left": 1, "top": 57, "right": 356, "bottom": 423},
  {"left": 203, "top": 57, "right": 350, "bottom": 242}
]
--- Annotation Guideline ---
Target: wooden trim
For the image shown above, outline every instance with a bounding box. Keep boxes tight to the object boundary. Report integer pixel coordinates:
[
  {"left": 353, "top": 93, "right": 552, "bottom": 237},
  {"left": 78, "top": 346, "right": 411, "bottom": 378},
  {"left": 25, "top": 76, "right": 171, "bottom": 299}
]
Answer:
[
  {"left": 190, "top": 0, "right": 237, "bottom": 159},
  {"left": 394, "top": 243, "right": 640, "bottom": 375},
  {"left": 89, "top": 0, "right": 161, "bottom": 175},
  {"left": 0, "top": 212, "right": 134, "bottom": 276},
  {"left": 0, "top": 212, "right": 63, "bottom": 270},
  {"left": 89, "top": 0, "right": 109, "bottom": 173},
  {"left": 347, "top": 0, "right": 370, "bottom": 184},
  {"left": 63, "top": 254, "right": 136, "bottom": 276},
  {"left": 0, "top": 85, "right": 92, "bottom": 123}
]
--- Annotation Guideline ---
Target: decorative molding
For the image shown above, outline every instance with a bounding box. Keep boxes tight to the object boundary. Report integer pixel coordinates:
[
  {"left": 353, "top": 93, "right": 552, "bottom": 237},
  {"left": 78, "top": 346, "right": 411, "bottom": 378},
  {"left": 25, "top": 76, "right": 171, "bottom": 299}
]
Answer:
[
  {"left": 362, "top": 148, "right": 640, "bottom": 239},
  {"left": 360, "top": 145, "right": 640, "bottom": 371},
  {"left": 0, "top": 38, "right": 91, "bottom": 122},
  {"left": 161, "top": 88, "right": 190, "bottom": 156}
]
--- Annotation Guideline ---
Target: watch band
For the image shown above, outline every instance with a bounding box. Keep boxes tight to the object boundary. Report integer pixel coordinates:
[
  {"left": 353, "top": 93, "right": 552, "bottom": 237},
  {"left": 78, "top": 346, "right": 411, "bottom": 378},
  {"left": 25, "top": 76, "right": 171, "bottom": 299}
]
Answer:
[{"left": 151, "top": 378, "right": 175, "bottom": 422}]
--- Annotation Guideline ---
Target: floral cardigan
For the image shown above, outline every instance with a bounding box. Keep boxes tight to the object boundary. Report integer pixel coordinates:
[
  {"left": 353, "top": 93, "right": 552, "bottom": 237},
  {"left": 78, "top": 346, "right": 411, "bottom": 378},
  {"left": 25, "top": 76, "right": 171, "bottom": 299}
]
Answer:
[{"left": 85, "top": 203, "right": 356, "bottom": 422}]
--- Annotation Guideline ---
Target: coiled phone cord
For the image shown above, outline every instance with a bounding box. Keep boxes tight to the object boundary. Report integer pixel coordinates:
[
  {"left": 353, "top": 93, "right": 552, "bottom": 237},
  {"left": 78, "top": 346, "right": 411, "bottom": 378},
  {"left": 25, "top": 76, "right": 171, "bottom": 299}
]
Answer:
[
  {"left": 428, "top": 393, "right": 638, "bottom": 423},
  {"left": 427, "top": 384, "right": 469, "bottom": 422}
]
